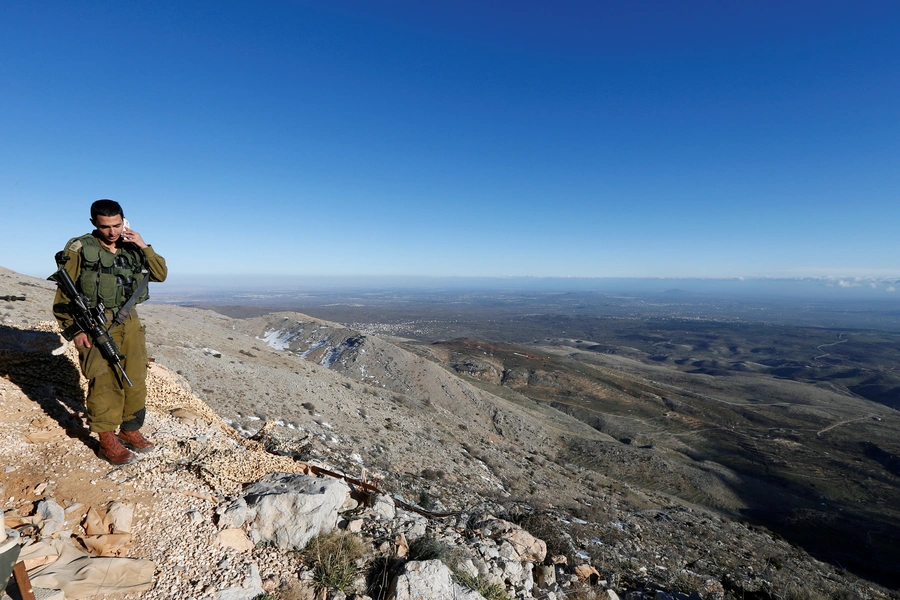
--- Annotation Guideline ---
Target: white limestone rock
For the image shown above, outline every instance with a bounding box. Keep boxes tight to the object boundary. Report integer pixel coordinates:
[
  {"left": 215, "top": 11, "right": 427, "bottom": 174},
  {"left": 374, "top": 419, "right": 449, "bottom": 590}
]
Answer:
[
  {"left": 389, "top": 559, "right": 482, "bottom": 600},
  {"left": 215, "top": 562, "right": 265, "bottom": 600},
  {"left": 218, "top": 472, "right": 350, "bottom": 550},
  {"left": 372, "top": 494, "right": 396, "bottom": 520}
]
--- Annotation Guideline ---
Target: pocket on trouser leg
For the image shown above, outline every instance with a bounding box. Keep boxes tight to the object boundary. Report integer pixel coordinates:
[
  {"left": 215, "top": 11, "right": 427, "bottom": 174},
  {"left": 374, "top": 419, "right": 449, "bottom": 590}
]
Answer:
[{"left": 79, "top": 344, "right": 110, "bottom": 381}]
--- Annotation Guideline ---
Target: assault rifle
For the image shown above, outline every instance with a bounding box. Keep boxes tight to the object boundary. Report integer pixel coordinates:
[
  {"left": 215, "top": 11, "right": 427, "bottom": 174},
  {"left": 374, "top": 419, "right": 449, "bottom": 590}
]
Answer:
[
  {"left": 1, "top": 295, "right": 26, "bottom": 301},
  {"left": 48, "top": 253, "right": 133, "bottom": 387}
]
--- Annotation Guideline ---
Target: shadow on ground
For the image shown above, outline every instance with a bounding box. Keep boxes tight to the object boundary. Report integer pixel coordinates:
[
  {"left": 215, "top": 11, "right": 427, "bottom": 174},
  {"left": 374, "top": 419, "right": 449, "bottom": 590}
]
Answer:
[{"left": 0, "top": 324, "right": 96, "bottom": 454}]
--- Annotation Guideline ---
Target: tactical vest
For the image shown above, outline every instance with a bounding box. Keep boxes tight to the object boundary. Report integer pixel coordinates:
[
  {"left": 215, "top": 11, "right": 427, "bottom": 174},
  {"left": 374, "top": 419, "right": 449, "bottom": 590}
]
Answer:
[{"left": 71, "top": 234, "right": 149, "bottom": 310}]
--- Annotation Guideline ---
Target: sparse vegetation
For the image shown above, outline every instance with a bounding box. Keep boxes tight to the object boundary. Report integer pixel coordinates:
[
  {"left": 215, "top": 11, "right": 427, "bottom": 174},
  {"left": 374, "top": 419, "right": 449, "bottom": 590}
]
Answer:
[
  {"left": 300, "top": 531, "right": 367, "bottom": 592},
  {"left": 454, "top": 573, "right": 513, "bottom": 600},
  {"left": 407, "top": 536, "right": 450, "bottom": 562},
  {"left": 561, "top": 586, "right": 607, "bottom": 600},
  {"left": 366, "top": 555, "right": 397, "bottom": 600}
]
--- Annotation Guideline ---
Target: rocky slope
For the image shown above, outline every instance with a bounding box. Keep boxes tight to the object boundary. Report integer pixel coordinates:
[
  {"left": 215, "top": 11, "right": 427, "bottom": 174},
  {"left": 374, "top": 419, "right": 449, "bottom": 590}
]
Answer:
[{"left": 1, "top": 265, "right": 895, "bottom": 600}]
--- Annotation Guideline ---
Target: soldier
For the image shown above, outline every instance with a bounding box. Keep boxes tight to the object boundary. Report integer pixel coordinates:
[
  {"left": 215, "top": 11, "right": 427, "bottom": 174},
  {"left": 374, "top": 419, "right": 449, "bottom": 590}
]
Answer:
[{"left": 53, "top": 199, "right": 167, "bottom": 464}]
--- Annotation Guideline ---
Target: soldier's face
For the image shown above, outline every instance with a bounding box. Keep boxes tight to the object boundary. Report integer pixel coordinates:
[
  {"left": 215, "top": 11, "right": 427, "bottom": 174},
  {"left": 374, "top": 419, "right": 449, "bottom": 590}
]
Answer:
[{"left": 92, "top": 214, "right": 124, "bottom": 245}]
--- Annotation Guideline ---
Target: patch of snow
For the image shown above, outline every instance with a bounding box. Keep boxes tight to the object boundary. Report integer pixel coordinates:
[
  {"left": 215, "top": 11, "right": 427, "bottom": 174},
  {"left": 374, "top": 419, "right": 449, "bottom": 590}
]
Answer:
[
  {"left": 260, "top": 328, "right": 303, "bottom": 351},
  {"left": 321, "top": 345, "right": 344, "bottom": 367}
]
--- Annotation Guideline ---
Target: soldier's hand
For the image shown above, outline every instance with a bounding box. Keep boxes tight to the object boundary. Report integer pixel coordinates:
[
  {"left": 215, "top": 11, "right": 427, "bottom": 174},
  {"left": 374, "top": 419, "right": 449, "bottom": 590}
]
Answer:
[
  {"left": 122, "top": 229, "right": 148, "bottom": 248},
  {"left": 74, "top": 332, "right": 92, "bottom": 348}
]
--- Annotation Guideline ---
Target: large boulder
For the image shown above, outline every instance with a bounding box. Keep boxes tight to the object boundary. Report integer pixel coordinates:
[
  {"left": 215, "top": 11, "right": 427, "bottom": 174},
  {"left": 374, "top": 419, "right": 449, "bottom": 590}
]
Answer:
[{"left": 217, "top": 473, "right": 350, "bottom": 550}]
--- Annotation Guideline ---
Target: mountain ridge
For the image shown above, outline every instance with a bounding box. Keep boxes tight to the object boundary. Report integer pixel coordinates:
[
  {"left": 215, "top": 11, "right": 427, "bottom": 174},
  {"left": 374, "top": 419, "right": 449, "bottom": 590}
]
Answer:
[{"left": 0, "top": 265, "right": 895, "bottom": 599}]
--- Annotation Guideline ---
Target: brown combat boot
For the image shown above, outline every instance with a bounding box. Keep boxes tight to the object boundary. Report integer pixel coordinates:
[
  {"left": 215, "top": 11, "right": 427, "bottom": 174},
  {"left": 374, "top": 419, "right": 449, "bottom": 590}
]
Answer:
[
  {"left": 98, "top": 431, "right": 135, "bottom": 465},
  {"left": 117, "top": 429, "right": 155, "bottom": 452}
]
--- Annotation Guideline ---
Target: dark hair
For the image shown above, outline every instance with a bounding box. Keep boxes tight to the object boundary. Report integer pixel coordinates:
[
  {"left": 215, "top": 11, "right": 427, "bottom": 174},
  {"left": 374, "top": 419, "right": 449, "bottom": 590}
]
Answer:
[{"left": 90, "top": 199, "right": 124, "bottom": 221}]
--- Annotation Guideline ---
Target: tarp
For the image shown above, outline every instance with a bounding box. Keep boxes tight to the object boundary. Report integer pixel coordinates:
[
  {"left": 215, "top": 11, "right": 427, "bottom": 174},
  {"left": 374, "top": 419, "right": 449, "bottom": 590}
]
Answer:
[{"left": 18, "top": 538, "right": 154, "bottom": 599}]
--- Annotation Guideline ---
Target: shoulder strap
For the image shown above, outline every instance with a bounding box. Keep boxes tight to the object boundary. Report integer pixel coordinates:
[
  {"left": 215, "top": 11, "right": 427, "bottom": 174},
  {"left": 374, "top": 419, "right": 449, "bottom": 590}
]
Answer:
[{"left": 76, "top": 234, "right": 102, "bottom": 264}]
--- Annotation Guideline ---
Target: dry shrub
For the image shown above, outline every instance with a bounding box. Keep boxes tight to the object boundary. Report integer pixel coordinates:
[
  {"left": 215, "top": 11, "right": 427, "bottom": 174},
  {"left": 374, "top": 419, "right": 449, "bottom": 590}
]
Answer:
[
  {"left": 300, "top": 531, "right": 367, "bottom": 592},
  {"left": 455, "top": 573, "right": 513, "bottom": 600},
  {"left": 408, "top": 536, "right": 450, "bottom": 562},
  {"left": 561, "top": 584, "right": 606, "bottom": 599}
]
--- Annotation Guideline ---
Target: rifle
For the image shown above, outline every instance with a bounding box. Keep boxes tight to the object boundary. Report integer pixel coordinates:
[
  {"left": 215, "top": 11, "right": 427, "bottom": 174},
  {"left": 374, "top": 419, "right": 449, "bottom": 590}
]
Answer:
[
  {"left": 1, "top": 295, "right": 26, "bottom": 301},
  {"left": 48, "top": 253, "right": 133, "bottom": 387}
]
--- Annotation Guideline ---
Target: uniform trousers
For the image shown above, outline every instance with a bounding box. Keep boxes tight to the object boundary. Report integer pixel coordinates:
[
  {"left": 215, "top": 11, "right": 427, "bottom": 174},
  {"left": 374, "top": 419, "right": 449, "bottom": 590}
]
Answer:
[{"left": 76, "top": 313, "right": 148, "bottom": 433}]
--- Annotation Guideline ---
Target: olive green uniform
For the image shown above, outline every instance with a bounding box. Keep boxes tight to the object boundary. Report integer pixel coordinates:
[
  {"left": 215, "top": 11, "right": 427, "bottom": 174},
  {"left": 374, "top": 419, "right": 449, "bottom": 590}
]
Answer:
[{"left": 53, "top": 233, "right": 167, "bottom": 433}]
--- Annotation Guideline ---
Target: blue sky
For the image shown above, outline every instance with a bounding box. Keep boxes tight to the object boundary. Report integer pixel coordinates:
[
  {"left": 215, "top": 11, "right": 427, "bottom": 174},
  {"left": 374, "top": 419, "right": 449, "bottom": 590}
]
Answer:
[{"left": 1, "top": 1, "right": 898, "bottom": 284}]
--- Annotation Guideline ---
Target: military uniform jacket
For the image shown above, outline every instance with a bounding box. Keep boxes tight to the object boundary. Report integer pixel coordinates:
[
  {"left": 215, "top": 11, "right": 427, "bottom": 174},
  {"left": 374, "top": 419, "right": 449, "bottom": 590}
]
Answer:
[{"left": 52, "top": 232, "right": 168, "bottom": 333}]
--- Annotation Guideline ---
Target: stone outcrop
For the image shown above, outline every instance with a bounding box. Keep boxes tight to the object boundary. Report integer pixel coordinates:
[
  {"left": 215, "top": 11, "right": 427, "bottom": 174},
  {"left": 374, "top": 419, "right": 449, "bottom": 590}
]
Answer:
[{"left": 217, "top": 472, "right": 351, "bottom": 550}]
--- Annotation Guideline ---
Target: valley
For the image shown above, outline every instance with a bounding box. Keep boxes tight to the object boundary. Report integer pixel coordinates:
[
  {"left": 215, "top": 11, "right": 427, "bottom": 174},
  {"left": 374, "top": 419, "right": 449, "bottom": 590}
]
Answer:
[{"left": 192, "top": 289, "right": 900, "bottom": 588}]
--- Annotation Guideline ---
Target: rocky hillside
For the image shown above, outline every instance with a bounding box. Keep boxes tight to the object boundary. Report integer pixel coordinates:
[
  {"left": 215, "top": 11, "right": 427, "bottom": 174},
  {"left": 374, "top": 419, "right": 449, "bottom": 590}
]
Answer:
[{"left": 0, "top": 265, "right": 895, "bottom": 600}]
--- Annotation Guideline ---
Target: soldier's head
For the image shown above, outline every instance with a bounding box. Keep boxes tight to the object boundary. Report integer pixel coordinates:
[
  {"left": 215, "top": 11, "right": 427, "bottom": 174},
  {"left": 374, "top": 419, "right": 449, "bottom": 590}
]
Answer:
[
  {"left": 90, "top": 199, "right": 125, "bottom": 245},
  {"left": 90, "top": 199, "right": 124, "bottom": 222}
]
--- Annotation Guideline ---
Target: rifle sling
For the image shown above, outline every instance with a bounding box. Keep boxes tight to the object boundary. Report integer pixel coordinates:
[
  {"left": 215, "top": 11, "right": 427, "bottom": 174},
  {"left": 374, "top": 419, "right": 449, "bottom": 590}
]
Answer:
[{"left": 111, "top": 272, "right": 150, "bottom": 328}]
